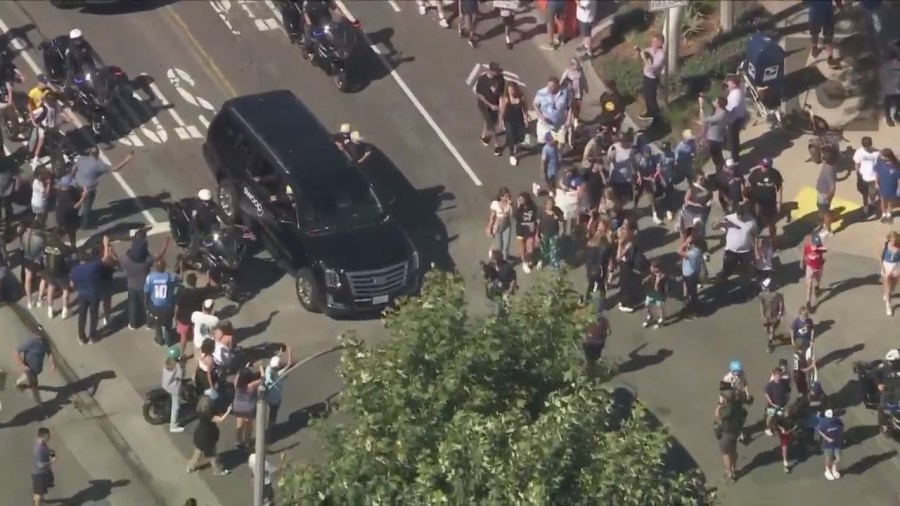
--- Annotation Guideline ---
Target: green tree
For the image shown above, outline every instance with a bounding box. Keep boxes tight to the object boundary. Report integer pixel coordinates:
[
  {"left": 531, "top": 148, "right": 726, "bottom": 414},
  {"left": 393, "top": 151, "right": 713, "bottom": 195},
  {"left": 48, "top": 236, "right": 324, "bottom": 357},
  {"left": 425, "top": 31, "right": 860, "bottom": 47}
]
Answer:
[{"left": 278, "top": 270, "right": 708, "bottom": 505}]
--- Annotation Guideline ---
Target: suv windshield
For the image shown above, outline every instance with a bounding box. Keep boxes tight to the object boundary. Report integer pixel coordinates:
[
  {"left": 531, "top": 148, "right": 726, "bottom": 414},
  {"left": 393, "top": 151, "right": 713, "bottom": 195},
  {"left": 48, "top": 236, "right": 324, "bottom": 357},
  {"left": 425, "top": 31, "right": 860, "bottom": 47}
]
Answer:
[{"left": 298, "top": 176, "right": 385, "bottom": 233}]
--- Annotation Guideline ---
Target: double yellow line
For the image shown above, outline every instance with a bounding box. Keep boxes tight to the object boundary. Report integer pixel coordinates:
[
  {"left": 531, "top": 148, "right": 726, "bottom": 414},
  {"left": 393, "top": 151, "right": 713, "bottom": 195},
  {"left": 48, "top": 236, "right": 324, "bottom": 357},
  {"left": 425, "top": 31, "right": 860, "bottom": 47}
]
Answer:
[{"left": 164, "top": 5, "right": 239, "bottom": 98}]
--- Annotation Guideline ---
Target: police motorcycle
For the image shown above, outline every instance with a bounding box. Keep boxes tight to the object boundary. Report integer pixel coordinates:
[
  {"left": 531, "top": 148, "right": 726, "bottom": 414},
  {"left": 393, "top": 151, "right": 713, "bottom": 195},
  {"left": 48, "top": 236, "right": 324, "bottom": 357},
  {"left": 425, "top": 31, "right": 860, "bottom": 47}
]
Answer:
[
  {"left": 40, "top": 32, "right": 125, "bottom": 139},
  {"left": 0, "top": 52, "right": 27, "bottom": 141},
  {"left": 283, "top": 1, "right": 361, "bottom": 93},
  {"left": 167, "top": 196, "right": 256, "bottom": 302},
  {"left": 854, "top": 350, "right": 900, "bottom": 438}
]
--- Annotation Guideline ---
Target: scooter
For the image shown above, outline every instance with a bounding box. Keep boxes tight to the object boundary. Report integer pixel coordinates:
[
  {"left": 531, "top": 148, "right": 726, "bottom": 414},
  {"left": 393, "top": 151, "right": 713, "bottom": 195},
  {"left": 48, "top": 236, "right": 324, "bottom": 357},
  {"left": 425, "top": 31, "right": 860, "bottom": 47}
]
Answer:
[{"left": 142, "top": 378, "right": 199, "bottom": 425}]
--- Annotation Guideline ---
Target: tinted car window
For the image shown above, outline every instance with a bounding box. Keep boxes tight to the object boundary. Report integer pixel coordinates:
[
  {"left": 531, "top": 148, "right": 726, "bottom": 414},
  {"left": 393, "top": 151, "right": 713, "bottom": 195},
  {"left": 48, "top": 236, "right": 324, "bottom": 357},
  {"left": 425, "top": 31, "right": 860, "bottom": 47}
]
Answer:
[{"left": 298, "top": 175, "right": 385, "bottom": 233}]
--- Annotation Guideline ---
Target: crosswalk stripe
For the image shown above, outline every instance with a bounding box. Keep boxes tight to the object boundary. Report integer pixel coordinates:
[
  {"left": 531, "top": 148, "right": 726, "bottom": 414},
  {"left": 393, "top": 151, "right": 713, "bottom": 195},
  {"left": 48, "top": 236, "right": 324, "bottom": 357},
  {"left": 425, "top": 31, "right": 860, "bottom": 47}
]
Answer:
[{"left": 146, "top": 77, "right": 193, "bottom": 141}]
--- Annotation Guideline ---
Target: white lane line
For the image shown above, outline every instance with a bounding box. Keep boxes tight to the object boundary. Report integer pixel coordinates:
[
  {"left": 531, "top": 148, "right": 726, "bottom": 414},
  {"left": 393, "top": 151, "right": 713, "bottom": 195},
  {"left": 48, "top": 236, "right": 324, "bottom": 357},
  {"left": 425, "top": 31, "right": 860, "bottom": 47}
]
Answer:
[
  {"left": 388, "top": 0, "right": 402, "bottom": 12},
  {"left": 209, "top": 0, "right": 241, "bottom": 35},
  {"left": 262, "top": 0, "right": 283, "bottom": 22},
  {"left": 129, "top": 90, "right": 168, "bottom": 144},
  {"left": 0, "top": 17, "right": 160, "bottom": 225},
  {"left": 334, "top": 1, "right": 482, "bottom": 186},
  {"left": 77, "top": 221, "right": 171, "bottom": 248},
  {"left": 199, "top": 115, "right": 210, "bottom": 129},
  {"left": 146, "top": 78, "right": 193, "bottom": 141}
]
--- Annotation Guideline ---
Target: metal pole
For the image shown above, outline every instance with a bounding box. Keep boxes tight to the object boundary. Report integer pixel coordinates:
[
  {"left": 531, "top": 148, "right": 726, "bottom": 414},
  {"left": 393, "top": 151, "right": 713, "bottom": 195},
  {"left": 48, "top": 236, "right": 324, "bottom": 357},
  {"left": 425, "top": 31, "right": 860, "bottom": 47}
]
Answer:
[
  {"left": 662, "top": 15, "right": 669, "bottom": 106},
  {"left": 720, "top": 0, "right": 734, "bottom": 32},
  {"left": 253, "top": 387, "right": 267, "bottom": 506},
  {"left": 666, "top": 6, "right": 684, "bottom": 75},
  {"left": 252, "top": 344, "right": 343, "bottom": 506}
]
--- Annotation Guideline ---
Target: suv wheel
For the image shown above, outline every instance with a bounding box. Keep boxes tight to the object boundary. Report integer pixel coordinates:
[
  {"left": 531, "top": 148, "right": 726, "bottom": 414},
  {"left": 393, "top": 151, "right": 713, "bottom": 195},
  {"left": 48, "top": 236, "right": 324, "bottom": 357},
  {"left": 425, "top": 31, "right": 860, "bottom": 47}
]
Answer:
[
  {"left": 295, "top": 269, "right": 323, "bottom": 313},
  {"left": 216, "top": 181, "right": 238, "bottom": 224}
]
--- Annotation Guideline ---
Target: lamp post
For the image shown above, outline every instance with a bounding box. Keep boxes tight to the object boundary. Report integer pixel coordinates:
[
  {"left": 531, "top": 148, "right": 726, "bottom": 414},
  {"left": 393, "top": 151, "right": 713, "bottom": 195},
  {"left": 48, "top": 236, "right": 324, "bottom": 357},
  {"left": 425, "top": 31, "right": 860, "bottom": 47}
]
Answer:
[{"left": 252, "top": 345, "right": 344, "bottom": 506}]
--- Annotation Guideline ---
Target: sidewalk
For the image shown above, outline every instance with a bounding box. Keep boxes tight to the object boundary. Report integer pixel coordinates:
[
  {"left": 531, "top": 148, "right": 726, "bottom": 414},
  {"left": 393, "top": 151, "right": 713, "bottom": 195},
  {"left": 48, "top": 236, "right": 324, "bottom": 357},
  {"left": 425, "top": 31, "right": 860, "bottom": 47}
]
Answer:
[{"left": 0, "top": 306, "right": 161, "bottom": 505}]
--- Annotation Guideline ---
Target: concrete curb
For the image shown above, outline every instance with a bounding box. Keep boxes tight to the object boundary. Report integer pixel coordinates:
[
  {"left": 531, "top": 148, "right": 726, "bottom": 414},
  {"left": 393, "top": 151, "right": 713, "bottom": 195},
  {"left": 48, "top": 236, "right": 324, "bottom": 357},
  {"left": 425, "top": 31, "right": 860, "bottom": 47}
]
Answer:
[{"left": 6, "top": 301, "right": 167, "bottom": 506}]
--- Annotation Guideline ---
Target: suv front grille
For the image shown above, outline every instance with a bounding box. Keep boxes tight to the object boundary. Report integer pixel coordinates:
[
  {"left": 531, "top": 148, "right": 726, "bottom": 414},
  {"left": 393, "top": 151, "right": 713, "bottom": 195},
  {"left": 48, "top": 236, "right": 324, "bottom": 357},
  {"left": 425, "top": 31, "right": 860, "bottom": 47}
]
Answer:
[{"left": 346, "top": 262, "right": 408, "bottom": 298}]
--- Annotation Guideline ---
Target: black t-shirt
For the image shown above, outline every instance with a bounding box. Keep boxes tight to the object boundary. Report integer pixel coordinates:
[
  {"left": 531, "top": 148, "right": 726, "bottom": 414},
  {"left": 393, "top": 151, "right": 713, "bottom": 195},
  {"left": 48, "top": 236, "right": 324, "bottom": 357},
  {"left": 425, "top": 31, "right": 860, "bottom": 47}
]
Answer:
[
  {"left": 193, "top": 415, "right": 220, "bottom": 454},
  {"left": 747, "top": 168, "right": 783, "bottom": 205},
  {"left": 539, "top": 208, "right": 563, "bottom": 237},
  {"left": 344, "top": 141, "right": 370, "bottom": 164},
  {"left": 175, "top": 286, "right": 215, "bottom": 324},
  {"left": 475, "top": 73, "right": 505, "bottom": 107},
  {"left": 514, "top": 203, "right": 537, "bottom": 236},
  {"left": 55, "top": 188, "right": 78, "bottom": 227},
  {"left": 599, "top": 90, "right": 624, "bottom": 119},
  {"left": 765, "top": 380, "right": 789, "bottom": 407},
  {"left": 485, "top": 261, "right": 516, "bottom": 292}
]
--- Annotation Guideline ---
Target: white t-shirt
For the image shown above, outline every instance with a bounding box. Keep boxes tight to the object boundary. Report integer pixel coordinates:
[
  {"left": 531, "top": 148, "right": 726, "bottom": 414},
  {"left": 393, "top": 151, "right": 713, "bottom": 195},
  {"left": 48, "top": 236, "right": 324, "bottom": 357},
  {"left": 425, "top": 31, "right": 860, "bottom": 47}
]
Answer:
[
  {"left": 213, "top": 340, "right": 231, "bottom": 366},
  {"left": 576, "top": 0, "right": 597, "bottom": 23},
  {"left": 31, "top": 179, "right": 47, "bottom": 210},
  {"left": 490, "top": 200, "right": 511, "bottom": 220},
  {"left": 853, "top": 147, "right": 880, "bottom": 182},
  {"left": 191, "top": 312, "right": 219, "bottom": 348}
]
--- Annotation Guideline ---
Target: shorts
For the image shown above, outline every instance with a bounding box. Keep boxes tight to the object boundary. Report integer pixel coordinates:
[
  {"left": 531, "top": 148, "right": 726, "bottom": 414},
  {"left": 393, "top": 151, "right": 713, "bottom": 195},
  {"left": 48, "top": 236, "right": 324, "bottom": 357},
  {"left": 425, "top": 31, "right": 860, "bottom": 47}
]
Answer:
[
  {"left": 460, "top": 0, "right": 478, "bottom": 16},
  {"left": 763, "top": 317, "right": 781, "bottom": 330},
  {"left": 478, "top": 102, "right": 498, "bottom": 127},
  {"left": 516, "top": 225, "right": 536, "bottom": 239},
  {"left": 644, "top": 296, "right": 664, "bottom": 307},
  {"left": 32, "top": 472, "right": 54, "bottom": 495},
  {"left": 822, "top": 446, "right": 842, "bottom": 460},
  {"left": 637, "top": 178, "right": 656, "bottom": 196},
  {"left": 805, "top": 265, "right": 822, "bottom": 280},
  {"left": 816, "top": 192, "right": 832, "bottom": 213},
  {"left": 722, "top": 249, "right": 754, "bottom": 276},
  {"left": 856, "top": 175, "right": 877, "bottom": 199},
  {"left": 23, "top": 258, "right": 43, "bottom": 274},
  {"left": 45, "top": 274, "right": 70, "bottom": 290},
  {"left": 578, "top": 21, "right": 593, "bottom": 38},
  {"left": 546, "top": 1, "right": 564, "bottom": 18},
  {"left": 884, "top": 261, "right": 900, "bottom": 278},
  {"left": 176, "top": 321, "right": 193, "bottom": 343},
  {"left": 611, "top": 182, "right": 633, "bottom": 201},
  {"left": 16, "top": 371, "right": 39, "bottom": 389},
  {"left": 718, "top": 432, "right": 739, "bottom": 454},
  {"left": 754, "top": 202, "right": 778, "bottom": 229},
  {"left": 809, "top": 12, "right": 835, "bottom": 44},
  {"left": 778, "top": 432, "right": 791, "bottom": 448}
]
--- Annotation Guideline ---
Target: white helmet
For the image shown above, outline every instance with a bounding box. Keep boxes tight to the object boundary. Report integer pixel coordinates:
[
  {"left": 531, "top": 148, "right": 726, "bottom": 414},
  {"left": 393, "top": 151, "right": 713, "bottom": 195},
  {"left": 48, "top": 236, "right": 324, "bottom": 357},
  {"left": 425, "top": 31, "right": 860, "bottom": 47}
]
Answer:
[
  {"left": 197, "top": 189, "right": 213, "bottom": 202},
  {"left": 887, "top": 349, "right": 900, "bottom": 361},
  {"left": 69, "top": 28, "right": 83, "bottom": 40}
]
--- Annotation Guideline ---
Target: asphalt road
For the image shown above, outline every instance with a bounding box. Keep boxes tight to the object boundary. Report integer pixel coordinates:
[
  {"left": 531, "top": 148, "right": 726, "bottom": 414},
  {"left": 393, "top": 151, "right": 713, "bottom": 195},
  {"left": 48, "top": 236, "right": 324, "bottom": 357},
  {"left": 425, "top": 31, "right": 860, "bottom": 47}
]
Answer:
[
  {"left": 1, "top": 1, "right": 899, "bottom": 505},
  {"left": 0, "top": 307, "right": 157, "bottom": 505}
]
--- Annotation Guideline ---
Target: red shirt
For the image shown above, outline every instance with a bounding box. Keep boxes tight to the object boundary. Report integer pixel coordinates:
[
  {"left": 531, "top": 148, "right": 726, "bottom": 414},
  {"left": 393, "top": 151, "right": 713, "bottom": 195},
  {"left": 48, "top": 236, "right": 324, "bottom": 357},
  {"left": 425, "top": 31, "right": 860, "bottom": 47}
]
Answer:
[{"left": 803, "top": 243, "right": 825, "bottom": 270}]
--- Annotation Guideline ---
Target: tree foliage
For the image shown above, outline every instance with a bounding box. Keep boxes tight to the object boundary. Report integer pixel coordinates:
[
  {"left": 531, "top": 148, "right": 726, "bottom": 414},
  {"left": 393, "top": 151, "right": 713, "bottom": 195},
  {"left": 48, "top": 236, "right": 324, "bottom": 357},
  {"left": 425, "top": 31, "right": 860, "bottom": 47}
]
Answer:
[{"left": 278, "top": 270, "right": 708, "bottom": 505}]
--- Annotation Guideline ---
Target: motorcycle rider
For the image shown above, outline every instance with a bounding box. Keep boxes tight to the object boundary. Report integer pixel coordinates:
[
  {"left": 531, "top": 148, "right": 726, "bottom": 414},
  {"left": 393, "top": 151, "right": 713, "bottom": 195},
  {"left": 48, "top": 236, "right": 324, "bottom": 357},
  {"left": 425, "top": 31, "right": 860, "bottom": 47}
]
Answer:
[
  {"left": 64, "top": 29, "right": 99, "bottom": 84},
  {"left": 876, "top": 349, "right": 900, "bottom": 430},
  {"left": 188, "top": 189, "right": 224, "bottom": 264},
  {"left": 302, "top": 0, "right": 342, "bottom": 53}
]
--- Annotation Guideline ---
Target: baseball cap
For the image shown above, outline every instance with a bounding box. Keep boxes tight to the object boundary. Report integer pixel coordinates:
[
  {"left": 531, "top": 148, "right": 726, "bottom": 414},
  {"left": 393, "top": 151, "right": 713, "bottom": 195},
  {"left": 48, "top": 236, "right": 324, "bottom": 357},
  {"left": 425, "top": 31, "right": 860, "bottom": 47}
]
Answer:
[
  {"left": 202, "top": 299, "right": 215, "bottom": 310},
  {"left": 339, "top": 123, "right": 351, "bottom": 134},
  {"left": 488, "top": 62, "right": 502, "bottom": 73}
]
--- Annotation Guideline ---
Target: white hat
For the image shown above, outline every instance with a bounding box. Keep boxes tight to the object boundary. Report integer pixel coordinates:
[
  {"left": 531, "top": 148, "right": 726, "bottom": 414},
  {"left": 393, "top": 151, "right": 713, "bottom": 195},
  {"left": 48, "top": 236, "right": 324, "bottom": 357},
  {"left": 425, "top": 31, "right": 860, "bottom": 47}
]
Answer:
[
  {"left": 725, "top": 159, "right": 735, "bottom": 167},
  {"left": 269, "top": 356, "right": 282, "bottom": 368},
  {"left": 197, "top": 189, "right": 212, "bottom": 202},
  {"left": 202, "top": 299, "right": 215, "bottom": 310},
  {"left": 339, "top": 123, "right": 351, "bottom": 134},
  {"left": 350, "top": 131, "right": 362, "bottom": 142},
  {"left": 69, "top": 28, "right": 83, "bottom": 39},
  {"left": 682, "top": 129, "right": 694, "bottom": 140},
  {"left": 824, "top": 409, "right": 834, "bottom": 418}
]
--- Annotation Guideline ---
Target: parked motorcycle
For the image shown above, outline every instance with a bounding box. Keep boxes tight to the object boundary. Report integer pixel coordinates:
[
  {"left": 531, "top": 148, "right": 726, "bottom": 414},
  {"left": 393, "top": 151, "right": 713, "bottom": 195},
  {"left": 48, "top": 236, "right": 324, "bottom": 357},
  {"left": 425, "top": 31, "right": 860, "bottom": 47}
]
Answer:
[
  {"left": 854, "top": 360, "right": 900, "bottom": 437},
  {"left": 167, "top": 199, "right": 255, "bottom": 302},
  {"left": 142, "top": 377, "right": 199, "bottom": 425},
  {"left": 299, "top": 18, "right": 361, "bottom": 92}
]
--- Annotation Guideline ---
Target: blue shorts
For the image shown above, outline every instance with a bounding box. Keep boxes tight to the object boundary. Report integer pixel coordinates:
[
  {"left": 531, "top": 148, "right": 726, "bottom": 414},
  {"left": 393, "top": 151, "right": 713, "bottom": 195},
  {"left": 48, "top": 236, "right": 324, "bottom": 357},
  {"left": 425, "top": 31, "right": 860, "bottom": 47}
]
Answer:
[{"left": 816, "top": 192, "right": 832, "bottom": 213}]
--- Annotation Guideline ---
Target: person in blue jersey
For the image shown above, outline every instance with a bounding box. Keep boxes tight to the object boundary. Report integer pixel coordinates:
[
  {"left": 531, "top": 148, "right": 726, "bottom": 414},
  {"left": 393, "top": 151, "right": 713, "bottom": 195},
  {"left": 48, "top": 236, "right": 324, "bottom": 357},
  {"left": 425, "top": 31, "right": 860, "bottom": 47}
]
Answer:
[
  {"left": 69, "top": 241, "right": 104, "bottom": 345},
  {"left": 144, "top": 258, "right": 180, "bottom": 347}
]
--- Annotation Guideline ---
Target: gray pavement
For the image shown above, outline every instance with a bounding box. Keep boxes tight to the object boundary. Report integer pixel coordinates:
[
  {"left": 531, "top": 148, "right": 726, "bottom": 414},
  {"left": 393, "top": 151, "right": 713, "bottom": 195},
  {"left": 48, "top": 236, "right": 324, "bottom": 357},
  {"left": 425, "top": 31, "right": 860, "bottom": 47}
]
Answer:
[
  {"left": 0, "top": 1, "right": 898, "bottom": 505},
  {"left": 0, "top": 307, "right": 158, "bottom": 505}
]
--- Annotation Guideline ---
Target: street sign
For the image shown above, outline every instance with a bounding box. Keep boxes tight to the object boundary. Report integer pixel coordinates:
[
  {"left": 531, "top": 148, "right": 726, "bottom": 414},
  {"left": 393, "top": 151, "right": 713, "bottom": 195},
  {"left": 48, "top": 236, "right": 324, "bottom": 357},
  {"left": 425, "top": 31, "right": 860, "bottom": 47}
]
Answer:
[{"left": 649, "top": 0, "right": 688, "bottom": 12}]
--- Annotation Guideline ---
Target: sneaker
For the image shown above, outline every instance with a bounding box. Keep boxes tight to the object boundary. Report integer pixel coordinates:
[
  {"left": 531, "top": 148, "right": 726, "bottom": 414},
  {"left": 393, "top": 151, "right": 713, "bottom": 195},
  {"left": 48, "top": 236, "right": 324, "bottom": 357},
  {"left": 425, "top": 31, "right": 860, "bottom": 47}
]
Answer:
[
  {"left": 418, "top": 3, "right": 426, "bottom": 15},
  {"left": 783, "top": 462, "right": 791, "bottom": 473},
  {"left": 506, "top": 36, "right": 512, "bottom": 50},
  {"left": 652, "top": 216, "right": 663, "bottom": 225},
  {"left": 824, "top": 469, "right": 835, "bottom": 481},
  {"left": 887, "top": 302, "right": 893, "bottom": 316},
  {"left": 214, "top": 469, "right": 231, "bottom": 476},
  {"left": 61, "top": 308, "right": 68, "bottom": 319},
  {"left": 493, "top": 146, "right": 502, "bottom": 157},
  {"left": 27, "top": 299, "right": 33, "bottom": 309},
  {"left": 831, "top": 468, "right": 841, "bottom": 479},
  {"left": 654, "top": 318, "right": 664, "bottom": 329},
  {"left": 522, "top": 263, "right": 531, "bottom": 274},
  {"left": 617, "top": 304, "right": 634, "bottom": 313},
  {"left": 638, "top": 112, "right": 653, "bottom": 120},
  {"left": 888, "top": 118, "right": 896, "bottom": 127},
  {"left": 642, "top": 319, "right": 651, "bottom": 328},
  {"left": 468, "top": 38, "right": 477, "bottom": 48},
  {"left": 35, "top": 298, "right": 42, "bottom": 308},
  {"left": 827, "top": 56, "right": 840, "bottom": 69},
  {"left": 480, "top": 136, "right": 489, "bottom": 146},
  {"left": 666, "top": 211, "right": 674, "bottom": 221},
  {"left": 509, "top": 155, "right": 518, "bottom": 166},
  {"left": 439, "top": 18, "right": 449, "bottom": 28},
  {"left": 100, "top": 317, "right": 108, "bottom": 327},
  {"left": 47, "top": 307, "right": 54, "bottom": 319},
  {"left": 811, "top": 45, "right": 821, "bottom": 58},
  {"left": 536, "top": 261, "right": 543, "bottom": 270},
  {"left": 765, "top": 428, "right": 773, "bottom": 436},
  {"left": 186, "top": 467, "right": 196, "bottom": 474},
  {"left": 128, "top": 325, "right": 137, "bottom": 330},
  {"left": 169, "top": 426, "right": 185, "bottom": 433}
]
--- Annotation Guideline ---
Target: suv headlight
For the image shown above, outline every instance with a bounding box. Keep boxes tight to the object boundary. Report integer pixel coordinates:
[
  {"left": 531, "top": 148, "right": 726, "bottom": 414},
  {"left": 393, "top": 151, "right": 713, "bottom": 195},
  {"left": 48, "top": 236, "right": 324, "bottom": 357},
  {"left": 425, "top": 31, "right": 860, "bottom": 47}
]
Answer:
[
  {"left": 410, "top": 250, "right": 419, "bottom": 272},
  {"left": 324, "top": 267, "right": 342, "bottom": 289}
]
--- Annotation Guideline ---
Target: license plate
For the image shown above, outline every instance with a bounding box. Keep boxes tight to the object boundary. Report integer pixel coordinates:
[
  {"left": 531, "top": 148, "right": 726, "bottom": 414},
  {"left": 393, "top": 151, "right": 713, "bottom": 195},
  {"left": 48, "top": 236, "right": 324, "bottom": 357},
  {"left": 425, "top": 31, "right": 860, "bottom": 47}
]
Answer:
[{"left": 372, "top": 295, "right": 389, "bottom": 305}]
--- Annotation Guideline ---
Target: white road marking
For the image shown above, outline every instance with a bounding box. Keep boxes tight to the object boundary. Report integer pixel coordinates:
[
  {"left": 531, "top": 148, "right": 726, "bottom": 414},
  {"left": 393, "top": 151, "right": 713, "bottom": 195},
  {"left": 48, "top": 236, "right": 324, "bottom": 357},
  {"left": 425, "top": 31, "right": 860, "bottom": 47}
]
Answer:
[
  {"left": 77, "top": 221, "right": 172, "bottom": 247},
  {"left": 146, "top": 78, "right": 193, "bottom": 141},
  {"left": 0, "top": 16, "right": 160, "bottom": 225},
  {"left": 107, "top": 107, "right": 145, "bottom": 147},
  {"left": 264, "top": 18, "right": 281, "bottom": 31},
  {"left": 465, "top": 63, "right": 480, "bottom": 87},
  {"left": 167, "top": 68, "right": 213, "bottom": 139},
  {"left": 199, "top": 115, "right": 210, "bottom": 129},
  {"left": 129, "top": 90, "right": 168, "bottom": 144},
  {"left": 388, "top": 0, "right": 402, "bottom": 12},
  {"left": 209, "top": 0, "right": 241, "bottom": 35},
  {"left": 334, "top": 1, "right": 483, "bottom": 186},
  {"left": 466, "top": 63, "right": 527, "bottom": 90}
]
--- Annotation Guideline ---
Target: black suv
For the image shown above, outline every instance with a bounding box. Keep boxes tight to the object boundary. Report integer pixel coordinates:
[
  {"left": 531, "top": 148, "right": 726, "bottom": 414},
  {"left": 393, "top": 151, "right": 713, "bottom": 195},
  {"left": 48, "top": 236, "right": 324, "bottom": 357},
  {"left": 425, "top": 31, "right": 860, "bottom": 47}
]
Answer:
[{"left": 202, "top": 90, "right": 420, "bottom": 317}]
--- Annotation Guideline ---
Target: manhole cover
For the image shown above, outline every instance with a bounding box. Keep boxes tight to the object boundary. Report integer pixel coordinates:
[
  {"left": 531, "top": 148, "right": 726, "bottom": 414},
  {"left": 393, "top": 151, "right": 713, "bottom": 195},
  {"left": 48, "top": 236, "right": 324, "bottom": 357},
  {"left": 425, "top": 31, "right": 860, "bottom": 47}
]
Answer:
[{"left": 816, "top": 79, "right": 847, "bottom": 108}]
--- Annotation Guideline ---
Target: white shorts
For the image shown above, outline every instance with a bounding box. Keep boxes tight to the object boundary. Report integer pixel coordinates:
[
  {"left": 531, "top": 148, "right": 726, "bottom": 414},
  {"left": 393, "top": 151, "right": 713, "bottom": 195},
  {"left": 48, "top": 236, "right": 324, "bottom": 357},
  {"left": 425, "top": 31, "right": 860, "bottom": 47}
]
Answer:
[
  {"left": 536, "top": 120, "right": 565, "bottom": 145},
  {"left": 884, "top": 261, "right": 900, "bottom": 278}
]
